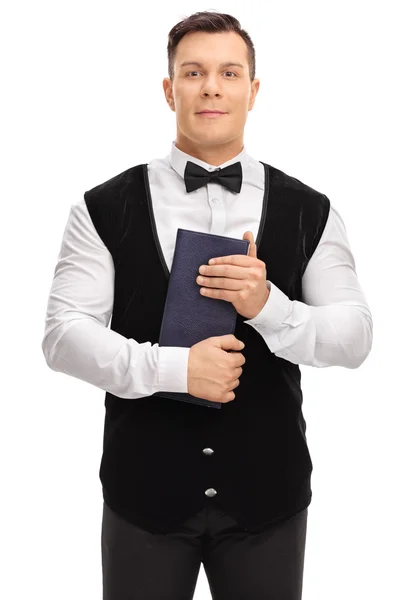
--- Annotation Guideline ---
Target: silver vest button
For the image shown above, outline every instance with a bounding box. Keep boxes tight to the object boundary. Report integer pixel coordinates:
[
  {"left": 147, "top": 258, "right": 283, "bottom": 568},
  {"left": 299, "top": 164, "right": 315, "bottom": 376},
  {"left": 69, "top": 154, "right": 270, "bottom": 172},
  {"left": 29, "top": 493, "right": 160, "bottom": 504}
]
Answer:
[
  {"left": 202, "top": 447, "right": 214, "bottom": 455},
  {"left": 205, "top": 488, "right": 217, "bottom": 497}
]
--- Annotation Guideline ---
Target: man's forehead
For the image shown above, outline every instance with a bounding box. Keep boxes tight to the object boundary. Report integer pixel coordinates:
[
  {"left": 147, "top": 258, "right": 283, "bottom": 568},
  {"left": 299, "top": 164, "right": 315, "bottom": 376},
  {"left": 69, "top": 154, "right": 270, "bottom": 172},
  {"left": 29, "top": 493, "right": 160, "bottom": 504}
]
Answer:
[{"left": 176, "top": 31, "right": 247, "bottom": 56}]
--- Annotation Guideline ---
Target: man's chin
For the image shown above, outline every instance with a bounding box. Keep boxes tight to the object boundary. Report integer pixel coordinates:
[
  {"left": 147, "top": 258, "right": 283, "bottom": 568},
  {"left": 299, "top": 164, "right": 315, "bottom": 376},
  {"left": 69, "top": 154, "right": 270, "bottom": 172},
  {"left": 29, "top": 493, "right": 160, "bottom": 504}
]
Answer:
[{"left": 188, "top": 130, "right": 228, "bottom": 145}]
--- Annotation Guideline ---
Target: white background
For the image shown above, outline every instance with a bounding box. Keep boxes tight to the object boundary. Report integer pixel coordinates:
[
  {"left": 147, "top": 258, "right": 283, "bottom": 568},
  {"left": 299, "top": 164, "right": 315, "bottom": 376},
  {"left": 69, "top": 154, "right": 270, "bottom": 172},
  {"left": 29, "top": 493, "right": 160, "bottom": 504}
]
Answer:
[{"left": 2, "top": 1, "right": 399, "bottom": 598}]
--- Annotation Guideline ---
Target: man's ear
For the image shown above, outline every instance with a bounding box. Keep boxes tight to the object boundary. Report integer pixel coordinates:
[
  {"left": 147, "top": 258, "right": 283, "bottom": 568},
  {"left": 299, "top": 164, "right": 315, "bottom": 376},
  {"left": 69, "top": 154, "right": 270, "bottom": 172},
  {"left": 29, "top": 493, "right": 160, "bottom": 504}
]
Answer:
[
  {"left": 163, "top": 78, "right": 175, "bottom": 111},
  {"left": 248, "top": 79, "right": 260, "bottom": 111}
]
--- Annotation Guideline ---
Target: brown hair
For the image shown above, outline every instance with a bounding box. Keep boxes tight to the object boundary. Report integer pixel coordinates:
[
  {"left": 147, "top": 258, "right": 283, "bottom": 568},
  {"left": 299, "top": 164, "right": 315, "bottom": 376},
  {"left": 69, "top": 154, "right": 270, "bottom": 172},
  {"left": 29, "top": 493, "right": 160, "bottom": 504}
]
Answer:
[{"left": 167, "top": 10, "right": 256, "bottom": 82}]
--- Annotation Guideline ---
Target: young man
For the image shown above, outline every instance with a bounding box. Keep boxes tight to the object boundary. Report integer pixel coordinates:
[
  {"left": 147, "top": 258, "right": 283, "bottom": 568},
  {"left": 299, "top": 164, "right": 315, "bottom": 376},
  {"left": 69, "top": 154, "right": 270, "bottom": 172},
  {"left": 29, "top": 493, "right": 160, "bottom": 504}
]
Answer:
[{"left": 42, "top": 10, "right": 373, "bottom": 600}]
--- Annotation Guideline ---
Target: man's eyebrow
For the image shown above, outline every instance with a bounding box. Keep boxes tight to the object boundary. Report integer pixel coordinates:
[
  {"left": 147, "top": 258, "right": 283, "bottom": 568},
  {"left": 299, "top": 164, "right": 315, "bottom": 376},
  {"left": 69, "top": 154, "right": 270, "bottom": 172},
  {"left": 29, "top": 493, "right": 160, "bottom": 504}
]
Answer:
[{"left": 179, "top": 61, "right": 245, "bottom": 69}]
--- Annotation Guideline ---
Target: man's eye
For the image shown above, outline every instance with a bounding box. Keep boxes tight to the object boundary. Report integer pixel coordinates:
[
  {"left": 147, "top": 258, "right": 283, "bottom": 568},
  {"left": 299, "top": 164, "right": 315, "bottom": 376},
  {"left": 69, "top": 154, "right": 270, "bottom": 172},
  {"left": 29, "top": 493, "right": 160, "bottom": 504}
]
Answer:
[{"left": 186, "top": 71, "right": 237, "bottom": 77}]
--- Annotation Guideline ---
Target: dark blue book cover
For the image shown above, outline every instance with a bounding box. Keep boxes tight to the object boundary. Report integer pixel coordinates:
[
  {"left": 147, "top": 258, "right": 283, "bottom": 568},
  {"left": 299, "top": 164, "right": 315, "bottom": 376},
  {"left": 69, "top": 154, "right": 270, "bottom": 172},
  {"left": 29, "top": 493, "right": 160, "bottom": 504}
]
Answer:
[{"left": 153, "top": 228, "right": 250, "bottom": 409}]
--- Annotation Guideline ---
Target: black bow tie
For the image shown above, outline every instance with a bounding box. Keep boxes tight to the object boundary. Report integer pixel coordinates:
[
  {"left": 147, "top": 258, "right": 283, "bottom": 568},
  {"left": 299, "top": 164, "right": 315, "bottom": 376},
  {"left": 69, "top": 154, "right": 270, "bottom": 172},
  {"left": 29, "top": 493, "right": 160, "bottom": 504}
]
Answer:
[{"left": 184, "top": 160, "right": 243, "bottom": 194}]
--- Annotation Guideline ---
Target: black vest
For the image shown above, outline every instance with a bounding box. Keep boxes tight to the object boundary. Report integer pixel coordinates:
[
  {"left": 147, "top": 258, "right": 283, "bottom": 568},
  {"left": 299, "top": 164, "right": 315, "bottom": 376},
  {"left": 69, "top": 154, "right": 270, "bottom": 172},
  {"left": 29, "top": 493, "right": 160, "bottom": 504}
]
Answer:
[{"left": 84, "top": 161, "right": 330, "bottom": 534}]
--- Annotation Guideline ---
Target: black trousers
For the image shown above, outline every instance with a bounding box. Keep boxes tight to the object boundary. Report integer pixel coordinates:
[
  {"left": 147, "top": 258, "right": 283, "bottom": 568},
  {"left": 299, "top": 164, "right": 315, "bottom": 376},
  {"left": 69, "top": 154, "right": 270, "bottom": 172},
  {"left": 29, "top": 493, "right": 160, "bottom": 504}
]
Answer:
[{"left": 101, "top": 500, "right": 308, "bottom": 600}]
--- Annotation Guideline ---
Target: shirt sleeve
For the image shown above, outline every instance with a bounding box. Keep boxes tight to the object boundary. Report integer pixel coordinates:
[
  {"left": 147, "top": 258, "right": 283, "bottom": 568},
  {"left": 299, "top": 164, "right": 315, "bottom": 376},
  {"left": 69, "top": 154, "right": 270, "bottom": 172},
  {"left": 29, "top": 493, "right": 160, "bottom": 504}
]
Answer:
[
  {"left": 243, "top": 204, "right": 373, "bottom": 368},
  {"left": 41, "top": 199, "right": 190, "bottom": 398}
]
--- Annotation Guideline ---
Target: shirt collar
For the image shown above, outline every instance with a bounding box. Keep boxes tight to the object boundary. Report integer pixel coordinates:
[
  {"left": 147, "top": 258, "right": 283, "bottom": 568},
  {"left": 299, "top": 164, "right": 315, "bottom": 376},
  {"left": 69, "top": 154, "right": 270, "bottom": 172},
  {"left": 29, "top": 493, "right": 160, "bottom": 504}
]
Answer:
[{"left": 168, "top": 139, "right": 250, "bottom": 181}]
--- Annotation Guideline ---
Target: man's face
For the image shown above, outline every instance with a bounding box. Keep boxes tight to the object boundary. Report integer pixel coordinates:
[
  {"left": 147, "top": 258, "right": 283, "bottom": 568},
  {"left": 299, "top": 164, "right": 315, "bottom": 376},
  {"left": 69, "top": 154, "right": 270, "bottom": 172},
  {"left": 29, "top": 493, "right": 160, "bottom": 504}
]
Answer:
[{"left": 163, "top": 31, "right": 260, "bottom": 148}]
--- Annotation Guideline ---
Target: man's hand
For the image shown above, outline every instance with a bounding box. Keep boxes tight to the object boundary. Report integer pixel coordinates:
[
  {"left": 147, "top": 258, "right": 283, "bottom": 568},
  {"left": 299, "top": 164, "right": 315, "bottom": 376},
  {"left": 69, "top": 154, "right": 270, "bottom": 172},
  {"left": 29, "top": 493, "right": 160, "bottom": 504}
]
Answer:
[{"left": 196, "top": 231, "right": 270, "bottom": 320}]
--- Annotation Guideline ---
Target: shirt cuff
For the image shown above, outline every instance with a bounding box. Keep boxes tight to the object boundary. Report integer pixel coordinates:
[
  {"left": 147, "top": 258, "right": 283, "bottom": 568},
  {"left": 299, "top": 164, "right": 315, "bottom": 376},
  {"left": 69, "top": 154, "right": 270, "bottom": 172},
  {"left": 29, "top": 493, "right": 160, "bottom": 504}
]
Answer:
[
  {"left": 243, "top": 281, "right": 292, "bottom": 347},
  {"left": 157, "top": 346, "right": 190, "bottom": 393}
]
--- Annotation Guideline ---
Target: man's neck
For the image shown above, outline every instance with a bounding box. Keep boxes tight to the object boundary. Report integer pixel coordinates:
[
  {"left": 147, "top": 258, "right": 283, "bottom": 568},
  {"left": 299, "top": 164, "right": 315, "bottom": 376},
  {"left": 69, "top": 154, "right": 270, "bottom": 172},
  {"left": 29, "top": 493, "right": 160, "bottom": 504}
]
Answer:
[{"left": 175, "top": 138, "right": 244, "bottom": 167}]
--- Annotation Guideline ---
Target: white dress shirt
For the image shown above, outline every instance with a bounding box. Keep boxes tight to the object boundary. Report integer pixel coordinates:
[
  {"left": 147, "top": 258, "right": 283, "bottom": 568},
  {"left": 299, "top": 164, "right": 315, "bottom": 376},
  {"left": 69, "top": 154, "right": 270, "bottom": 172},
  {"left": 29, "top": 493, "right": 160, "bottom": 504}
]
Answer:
[{"left": 41, "top": 141, "right": 373, "bottom": 399}]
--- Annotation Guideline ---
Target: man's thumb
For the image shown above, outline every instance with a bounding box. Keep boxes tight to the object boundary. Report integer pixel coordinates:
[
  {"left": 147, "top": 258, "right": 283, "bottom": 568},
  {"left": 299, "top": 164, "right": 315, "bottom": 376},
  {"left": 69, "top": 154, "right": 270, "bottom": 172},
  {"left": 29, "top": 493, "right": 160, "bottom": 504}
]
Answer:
[{"left": 219, "top": 334, "right": 245, "bottom": 350}]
